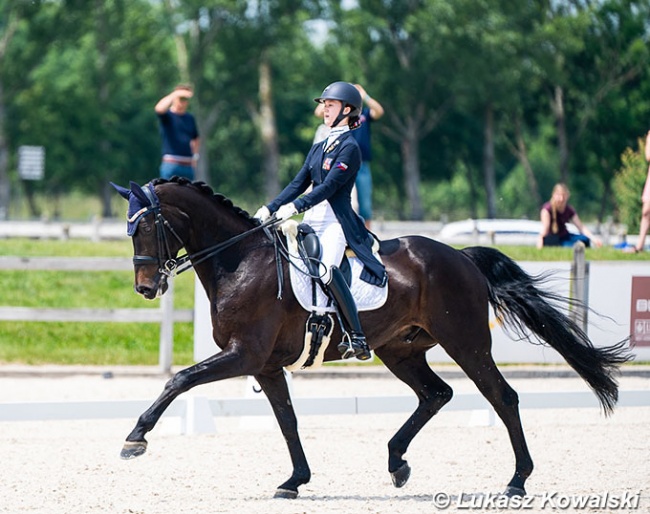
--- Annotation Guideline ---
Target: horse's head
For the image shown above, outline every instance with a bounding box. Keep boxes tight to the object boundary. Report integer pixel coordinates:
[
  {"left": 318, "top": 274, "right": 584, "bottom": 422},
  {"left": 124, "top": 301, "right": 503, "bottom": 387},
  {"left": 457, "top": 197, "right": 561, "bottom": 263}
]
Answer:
[{"left": 111, "top": 181, "right": 186, "bottom": 300}]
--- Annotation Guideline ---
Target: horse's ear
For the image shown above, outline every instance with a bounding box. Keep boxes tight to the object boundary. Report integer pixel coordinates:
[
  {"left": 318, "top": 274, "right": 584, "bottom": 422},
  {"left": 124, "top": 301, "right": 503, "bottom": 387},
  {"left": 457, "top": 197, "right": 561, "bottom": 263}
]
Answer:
[
  {"left": 129, "top": 181, "right": 151, "bottom": 206},
  {"left": 110, "top": 182, "right": 131, "bottom": 201}
]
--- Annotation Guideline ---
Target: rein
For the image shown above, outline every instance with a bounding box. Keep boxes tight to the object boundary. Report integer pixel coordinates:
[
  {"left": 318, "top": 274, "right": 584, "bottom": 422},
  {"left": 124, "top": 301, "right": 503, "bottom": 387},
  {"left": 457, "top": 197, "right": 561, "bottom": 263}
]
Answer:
[
  {"left": 131, "top": 185, "right": 321, "bottom": 300},
  {"left": 132, "top": 196, "right": 281, "bottom": 279},
  {"left": 175, "top": 218, "right": 281, "bottom": 275}
]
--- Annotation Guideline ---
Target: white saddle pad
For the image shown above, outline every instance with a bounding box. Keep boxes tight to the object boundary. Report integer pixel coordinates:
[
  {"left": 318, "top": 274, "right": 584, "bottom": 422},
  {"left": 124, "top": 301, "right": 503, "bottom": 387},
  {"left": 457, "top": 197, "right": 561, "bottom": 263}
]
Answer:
[{"left": 281, "top": 220, "right": 388, "bottom": 313}]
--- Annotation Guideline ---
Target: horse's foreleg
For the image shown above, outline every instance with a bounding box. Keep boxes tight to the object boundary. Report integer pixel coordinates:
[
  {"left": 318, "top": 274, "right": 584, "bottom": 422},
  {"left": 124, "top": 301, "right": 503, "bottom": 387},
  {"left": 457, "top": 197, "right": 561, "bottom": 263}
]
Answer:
[
  {"left": 121, "top": 348, "right": 251, "bottom": 459},
  {"left": 375, "top": 347, "right": 453, "bottom": 488},
  {"left": 255, "top": 369, "right": 311, "bottom": 499}
]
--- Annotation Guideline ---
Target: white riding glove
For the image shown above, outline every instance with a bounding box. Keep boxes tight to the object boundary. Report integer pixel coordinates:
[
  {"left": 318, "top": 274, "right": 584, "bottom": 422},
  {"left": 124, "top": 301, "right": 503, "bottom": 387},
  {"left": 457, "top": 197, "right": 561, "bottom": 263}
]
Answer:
[
  {"left": 276, "top": 203, "right": 298, "bottom": 221},
  {"left": 253, "top": 205, "right": 271, "bottom": 222}
]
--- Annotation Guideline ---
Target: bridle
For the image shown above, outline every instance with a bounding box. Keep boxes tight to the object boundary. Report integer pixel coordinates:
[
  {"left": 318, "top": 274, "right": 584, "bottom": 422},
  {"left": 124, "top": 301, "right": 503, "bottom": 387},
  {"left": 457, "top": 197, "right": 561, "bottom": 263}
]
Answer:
[
  {"left": 130, "top": 186, "right": 186, "bottom": 277},
  {"left": 130, "top": 186, "right": 281, "bottom": 279}
]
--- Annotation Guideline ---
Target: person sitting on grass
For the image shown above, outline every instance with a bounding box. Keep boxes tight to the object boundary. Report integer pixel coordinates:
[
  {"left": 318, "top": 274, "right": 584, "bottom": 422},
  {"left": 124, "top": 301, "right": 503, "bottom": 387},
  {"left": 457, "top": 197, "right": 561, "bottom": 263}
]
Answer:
[{"left": 537, "top": 183, "right": 602, "bottom": 249}]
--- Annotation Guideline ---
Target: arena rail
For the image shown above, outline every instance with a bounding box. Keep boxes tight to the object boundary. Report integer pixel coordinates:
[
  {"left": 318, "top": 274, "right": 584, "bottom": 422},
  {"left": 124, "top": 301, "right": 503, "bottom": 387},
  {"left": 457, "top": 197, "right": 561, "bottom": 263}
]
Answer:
[
  {"left": 0, "top": 256, "right": 192, "bottom": 372},
  {"left": 0, "top": 390, "right": 648, "bottom": 434}
]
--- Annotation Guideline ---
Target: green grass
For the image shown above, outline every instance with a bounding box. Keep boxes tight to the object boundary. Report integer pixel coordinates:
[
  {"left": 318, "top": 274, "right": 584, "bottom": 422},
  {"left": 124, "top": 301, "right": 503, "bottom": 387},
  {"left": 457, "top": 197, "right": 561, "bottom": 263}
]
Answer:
[
  {"left": 491, "top": 245, "right": 650, "bottom": 262},
  {"left": 1, "top": 238, "right": 647, "bottom": 366},
  {"left": 0, "top": 238, "right": 196, "bottom": 365}
]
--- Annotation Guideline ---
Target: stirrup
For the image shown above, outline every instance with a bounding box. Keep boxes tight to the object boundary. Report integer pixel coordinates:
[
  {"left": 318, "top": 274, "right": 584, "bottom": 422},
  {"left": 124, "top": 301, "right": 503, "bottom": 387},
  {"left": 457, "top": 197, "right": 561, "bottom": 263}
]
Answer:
[{"left": 337, "top": 333, "right": 372, "bottom": 361}]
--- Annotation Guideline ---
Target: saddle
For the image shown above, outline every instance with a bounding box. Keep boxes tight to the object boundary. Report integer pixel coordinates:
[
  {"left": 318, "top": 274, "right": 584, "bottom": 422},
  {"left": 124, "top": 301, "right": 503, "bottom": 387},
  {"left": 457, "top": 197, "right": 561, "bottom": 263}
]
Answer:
[
  {"left": 281, "top": 221, "right": 388, "bottom": 371},
  {"left": 296, "top": 223, "right": 351, "bottom": 303}
]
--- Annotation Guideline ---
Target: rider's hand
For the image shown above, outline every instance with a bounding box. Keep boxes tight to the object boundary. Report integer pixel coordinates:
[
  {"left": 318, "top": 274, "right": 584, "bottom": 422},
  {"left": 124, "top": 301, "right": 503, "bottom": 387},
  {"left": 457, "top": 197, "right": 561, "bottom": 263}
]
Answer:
[
  {"left": 253, "top": 206, "right": 271, "bottom": 222},
  {"left": 276, "top": 203, "right": 298, "bottom": 221}
]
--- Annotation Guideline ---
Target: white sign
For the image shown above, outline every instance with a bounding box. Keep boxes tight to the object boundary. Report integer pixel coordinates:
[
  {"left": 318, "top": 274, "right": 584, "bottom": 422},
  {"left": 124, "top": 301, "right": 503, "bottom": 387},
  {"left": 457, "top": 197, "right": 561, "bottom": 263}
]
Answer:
[{"left": 18, "top": 145, "right": 45, "bottom": 180}]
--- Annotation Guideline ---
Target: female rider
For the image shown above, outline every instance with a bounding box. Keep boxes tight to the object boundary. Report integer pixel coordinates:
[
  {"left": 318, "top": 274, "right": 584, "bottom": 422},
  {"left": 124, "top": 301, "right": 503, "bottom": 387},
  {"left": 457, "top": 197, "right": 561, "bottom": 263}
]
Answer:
[{"left": 254, "top": 81, "right": 387, "bottom": 361}]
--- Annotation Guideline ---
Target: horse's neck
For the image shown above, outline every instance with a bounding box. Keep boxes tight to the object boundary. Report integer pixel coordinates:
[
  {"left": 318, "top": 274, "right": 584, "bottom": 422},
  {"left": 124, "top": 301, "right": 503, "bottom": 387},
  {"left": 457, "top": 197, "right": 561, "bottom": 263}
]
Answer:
[
  {"left": 184, "top": 204, "right": 266, "bottom": 294},
  {"left": 185, "top": 203, "right": 251, "bottom": 250},
  {"left": 191, "top": 231, "right": 274, "bottom": 312}
]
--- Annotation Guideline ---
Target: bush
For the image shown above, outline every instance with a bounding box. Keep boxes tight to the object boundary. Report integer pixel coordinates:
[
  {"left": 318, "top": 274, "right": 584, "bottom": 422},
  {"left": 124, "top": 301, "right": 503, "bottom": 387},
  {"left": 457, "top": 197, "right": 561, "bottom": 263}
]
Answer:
[{"left": 612, "top": 139, "right": 647, "bottom": 233}]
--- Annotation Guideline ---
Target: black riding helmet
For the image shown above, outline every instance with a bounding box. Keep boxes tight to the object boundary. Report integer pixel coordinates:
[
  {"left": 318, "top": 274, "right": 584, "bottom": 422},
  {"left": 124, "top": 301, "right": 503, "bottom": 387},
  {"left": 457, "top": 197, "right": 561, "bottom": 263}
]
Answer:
[{"left": 314, "top": 81, "right": 362, "bottom": 128}]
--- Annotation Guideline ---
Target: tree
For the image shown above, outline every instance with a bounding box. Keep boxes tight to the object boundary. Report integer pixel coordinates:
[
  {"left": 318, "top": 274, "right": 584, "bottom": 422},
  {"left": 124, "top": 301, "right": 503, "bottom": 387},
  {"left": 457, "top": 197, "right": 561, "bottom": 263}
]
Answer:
[
  {"left": 9, "top": 0, "right": 176, "bottom": 217},
  {"left": 0, "top": 0, "right": 40, "bottom": 219},
  {"left": 328, "top": 0, "right": 457, "bottom": 220}
]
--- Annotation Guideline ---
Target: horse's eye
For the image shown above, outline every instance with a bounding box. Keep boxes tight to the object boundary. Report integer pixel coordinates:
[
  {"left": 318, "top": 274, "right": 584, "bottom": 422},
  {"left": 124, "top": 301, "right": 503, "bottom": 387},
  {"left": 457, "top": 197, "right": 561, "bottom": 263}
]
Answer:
[{"left": 140, "top": 221, "right": 153, "bottom": 234}]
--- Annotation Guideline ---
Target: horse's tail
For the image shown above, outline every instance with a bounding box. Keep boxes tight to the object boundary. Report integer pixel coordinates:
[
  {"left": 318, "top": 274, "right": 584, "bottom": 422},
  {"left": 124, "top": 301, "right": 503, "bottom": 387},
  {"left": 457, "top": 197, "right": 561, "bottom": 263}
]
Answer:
[{"left": 461, "top": 246, "right": 632, "bottom": 415}]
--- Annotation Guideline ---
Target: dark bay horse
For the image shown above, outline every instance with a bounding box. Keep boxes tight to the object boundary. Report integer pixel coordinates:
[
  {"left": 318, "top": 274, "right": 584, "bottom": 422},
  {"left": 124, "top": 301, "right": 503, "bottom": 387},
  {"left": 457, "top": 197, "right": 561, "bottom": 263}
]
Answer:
[{"left": 113, "top": 177, "right": 631, "bottom": 499}]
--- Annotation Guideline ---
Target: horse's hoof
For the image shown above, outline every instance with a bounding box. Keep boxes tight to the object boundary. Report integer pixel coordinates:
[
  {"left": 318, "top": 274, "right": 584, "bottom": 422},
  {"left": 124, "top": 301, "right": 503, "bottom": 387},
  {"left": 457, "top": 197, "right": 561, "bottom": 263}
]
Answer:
[
  {"left": 120, "top": 440, "right": 147, "bottom": 460},
  {"left": 273, "top": 488, "right": 298, "bottom": 499},
  {"left": 503, "top": 486, "right": 526, "bottom": 498},
  {"left": 390, "top": 462, "right": 411, "bottom": 488}
]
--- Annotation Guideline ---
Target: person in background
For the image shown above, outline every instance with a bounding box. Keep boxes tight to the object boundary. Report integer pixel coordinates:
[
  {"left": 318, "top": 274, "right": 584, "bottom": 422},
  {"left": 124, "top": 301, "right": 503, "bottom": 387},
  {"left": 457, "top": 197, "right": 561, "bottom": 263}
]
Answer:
[
  {"left": 155, "top": 84, "right": 200, "bottom": 180},
  {"left": 627, "top": 130, "right": 650, "bottom": 253},
  {"left": 351, "top": 84, "right": 384, "bottom": 229},
  {"left": 254, "top": 81, "right": 387, "bottom": 361},
  {"left": 314, "top": 84, "right": 384, "bottom": 228},
  {"left": 537, "top": 182, "right": 602, "bottom": 249}
]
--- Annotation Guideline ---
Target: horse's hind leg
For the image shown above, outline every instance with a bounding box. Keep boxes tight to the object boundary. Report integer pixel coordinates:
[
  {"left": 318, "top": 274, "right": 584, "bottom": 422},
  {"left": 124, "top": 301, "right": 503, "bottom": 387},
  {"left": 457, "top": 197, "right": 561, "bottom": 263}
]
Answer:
[
  {"left": 451, "top": 349, "right": 533, "bottom": 496},
  {"left": 374, "top": 346, "right": 453, "bottom": 488},
  {"left": 255, "top": 369, "right": 310, "bottom": 499}
]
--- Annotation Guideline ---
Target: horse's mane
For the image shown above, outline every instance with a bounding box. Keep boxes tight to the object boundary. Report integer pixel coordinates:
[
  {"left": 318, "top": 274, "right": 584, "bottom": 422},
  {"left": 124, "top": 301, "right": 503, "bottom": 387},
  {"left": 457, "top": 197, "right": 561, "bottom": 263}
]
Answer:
[{"left": 151, "top": 177, "right": 257, "bottom": 224}]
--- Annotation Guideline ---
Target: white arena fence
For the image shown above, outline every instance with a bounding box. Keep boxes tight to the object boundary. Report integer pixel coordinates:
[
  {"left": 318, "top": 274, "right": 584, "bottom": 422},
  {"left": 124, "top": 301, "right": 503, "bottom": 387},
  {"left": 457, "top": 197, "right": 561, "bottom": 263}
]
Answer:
[
  {"left": 0, "top": 256, "right": 192, "bottom": 372},
  {"left": 2, "top": 244, "right": 649, "bottom": 432},
  {"left": 1, "top": 389, "right": 649, "bottom": 434}
]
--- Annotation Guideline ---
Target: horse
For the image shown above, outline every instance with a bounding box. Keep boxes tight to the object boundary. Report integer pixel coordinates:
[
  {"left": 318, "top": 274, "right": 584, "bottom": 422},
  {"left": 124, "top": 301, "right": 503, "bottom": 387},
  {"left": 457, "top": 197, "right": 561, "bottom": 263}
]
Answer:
[{"left": 112, "top": 177, "right": 631, "bottom": 499}]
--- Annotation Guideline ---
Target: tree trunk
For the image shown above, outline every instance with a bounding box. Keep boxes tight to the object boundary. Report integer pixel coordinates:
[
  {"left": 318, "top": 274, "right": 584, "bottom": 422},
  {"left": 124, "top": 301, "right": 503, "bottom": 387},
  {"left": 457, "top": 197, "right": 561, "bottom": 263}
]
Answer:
[
  {"left": 513, "top": 115, "right": 541, "bottom": 210},
  {"left": 0, "top": 80, "right": 9, "bottom": 220},
  {"left": 0, "top": 13, "right": 17, "bottom": 221},
  {"left": 258, "top": 54, "right": 280, "bottom": 200},
  {"left": 401, "top": 118, "right": 423, "bottom": 220},
  {"left": 551, "top": 85, "right": 569, "bottom": 183},
  {"left": 95, "top": 0, "right": 114, "bottom": 218},
  {"left": 463, "top": 159, "right": 479, "bottom": 219},
  {"left": 483, "top": 104, "right": 497, "bottom": 218},
  {"left": 24, "top": 180, "right": 41, "bottom": 218}
]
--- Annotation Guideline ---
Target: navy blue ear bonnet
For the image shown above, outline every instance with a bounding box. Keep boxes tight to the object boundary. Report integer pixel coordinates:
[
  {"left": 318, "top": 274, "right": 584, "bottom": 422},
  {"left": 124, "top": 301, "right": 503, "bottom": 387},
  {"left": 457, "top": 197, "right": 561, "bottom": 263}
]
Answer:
[{"left": 110, "top": 181, "right": 160, "bottom": 236}]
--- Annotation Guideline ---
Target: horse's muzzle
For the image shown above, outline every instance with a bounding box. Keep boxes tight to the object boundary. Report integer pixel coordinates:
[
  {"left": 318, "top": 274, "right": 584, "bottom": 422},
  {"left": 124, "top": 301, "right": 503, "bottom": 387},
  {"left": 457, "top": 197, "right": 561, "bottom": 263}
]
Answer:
[{"left": 134, "top": 274, "right": 168, "bottom": 299}]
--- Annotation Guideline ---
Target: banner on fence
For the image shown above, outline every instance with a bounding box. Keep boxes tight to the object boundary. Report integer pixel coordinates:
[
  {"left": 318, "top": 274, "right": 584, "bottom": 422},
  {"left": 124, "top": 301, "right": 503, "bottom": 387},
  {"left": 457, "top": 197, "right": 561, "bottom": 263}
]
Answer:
[{"left": 630, "top": 276, "right": 650, "bottom": 347}]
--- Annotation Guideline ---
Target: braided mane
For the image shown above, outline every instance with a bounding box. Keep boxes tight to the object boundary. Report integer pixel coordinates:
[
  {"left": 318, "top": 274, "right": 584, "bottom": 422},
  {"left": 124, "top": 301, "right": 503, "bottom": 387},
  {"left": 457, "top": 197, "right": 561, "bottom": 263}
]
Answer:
[{"left": 151, "top": 176, "right": 256, "bottom": 223}]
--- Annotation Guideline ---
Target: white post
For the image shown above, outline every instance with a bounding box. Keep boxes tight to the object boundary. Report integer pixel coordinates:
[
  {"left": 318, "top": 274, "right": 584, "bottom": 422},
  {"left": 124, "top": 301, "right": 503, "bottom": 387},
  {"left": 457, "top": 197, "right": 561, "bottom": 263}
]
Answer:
[
  {"left": 182, "top": 396, "right": 217, "bottom": 435},
  {"left": 159, "top": 277, "right": 175, "bottom": 373},
  {"left": 570, "top": 242, "right": 589, "bottom": 333},
  {"left": 193, "top": 274, "right": 216, "bottom": 361}
]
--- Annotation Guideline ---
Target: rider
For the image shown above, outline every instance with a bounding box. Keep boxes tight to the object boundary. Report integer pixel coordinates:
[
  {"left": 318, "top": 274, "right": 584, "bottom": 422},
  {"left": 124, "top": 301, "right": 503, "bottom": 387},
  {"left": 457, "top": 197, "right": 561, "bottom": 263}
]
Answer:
[{"left": 254, "top": 81, "right": 387, "bottom": 361}]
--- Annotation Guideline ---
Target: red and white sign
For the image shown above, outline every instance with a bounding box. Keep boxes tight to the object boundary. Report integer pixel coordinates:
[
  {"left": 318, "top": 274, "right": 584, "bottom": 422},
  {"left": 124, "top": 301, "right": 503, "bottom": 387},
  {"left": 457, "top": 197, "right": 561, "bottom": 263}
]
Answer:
[{"left": 630, "top": 276, "right": 650, "bottom": 347}]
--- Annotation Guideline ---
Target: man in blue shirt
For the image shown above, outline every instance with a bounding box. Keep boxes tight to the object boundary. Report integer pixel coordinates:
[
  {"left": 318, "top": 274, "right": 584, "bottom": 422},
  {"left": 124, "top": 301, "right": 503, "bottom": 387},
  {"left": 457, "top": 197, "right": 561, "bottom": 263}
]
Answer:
[
  {"left": 351, "top": 84, "right": 384, "bottom": 229},
  {"left": 155, "top": 85, "right": 200, "bottom": 180}
]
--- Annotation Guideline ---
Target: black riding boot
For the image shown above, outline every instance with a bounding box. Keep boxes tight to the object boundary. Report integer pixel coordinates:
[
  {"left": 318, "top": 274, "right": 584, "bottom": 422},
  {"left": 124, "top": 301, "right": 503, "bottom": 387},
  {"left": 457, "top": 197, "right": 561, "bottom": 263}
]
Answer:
[{"left": 326, "top": 265, "right": 371, "bottom": 361}]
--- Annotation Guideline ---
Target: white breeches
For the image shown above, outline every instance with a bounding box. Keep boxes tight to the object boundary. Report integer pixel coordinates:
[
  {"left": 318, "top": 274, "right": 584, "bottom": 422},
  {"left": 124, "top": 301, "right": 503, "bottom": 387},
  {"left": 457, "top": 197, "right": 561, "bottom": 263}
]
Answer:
[
  {"left": 317, "top": 222, "right": 346, "bottom": 284},
  {"left": 303, "top": 200, "right": 346, "bottom": 283}
]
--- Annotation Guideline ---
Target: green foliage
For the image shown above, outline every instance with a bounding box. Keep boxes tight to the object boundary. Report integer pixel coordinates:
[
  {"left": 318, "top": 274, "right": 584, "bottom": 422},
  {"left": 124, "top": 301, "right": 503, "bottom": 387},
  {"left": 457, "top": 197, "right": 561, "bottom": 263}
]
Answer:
[
  {"left": 612, "top": 140, "right": 647, "bottom": 232},
  {"left": 1, "top": 0, "right": 650, "bottom": 224},
  {"left": 420, "top": 172, "right": 478, "bottom": 222}
]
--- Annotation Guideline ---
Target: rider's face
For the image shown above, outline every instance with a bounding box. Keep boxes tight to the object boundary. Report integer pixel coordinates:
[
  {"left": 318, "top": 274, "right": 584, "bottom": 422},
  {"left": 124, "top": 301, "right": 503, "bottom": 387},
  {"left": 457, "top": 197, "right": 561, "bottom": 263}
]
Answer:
[{"left": 323, "top": 99, "right": 345, "bottom": 127}]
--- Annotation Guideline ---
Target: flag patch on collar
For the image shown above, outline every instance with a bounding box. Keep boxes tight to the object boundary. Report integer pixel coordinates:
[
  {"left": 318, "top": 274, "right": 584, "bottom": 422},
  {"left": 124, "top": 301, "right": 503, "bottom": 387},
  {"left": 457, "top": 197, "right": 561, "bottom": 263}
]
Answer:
[{"left": 336, "top": 162, "right": 348, "bottom": 170}]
